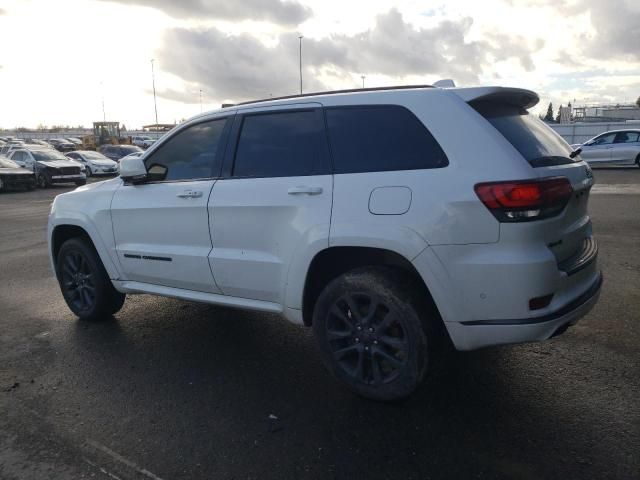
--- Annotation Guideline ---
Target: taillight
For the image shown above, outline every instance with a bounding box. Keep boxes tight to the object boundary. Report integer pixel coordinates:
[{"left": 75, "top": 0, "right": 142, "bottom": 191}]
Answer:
[{"left": 474, "top": 177, "right": 573, "bottom": 222}]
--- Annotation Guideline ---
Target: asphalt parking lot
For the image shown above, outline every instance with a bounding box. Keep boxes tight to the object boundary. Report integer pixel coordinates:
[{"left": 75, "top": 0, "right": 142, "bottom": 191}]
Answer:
[{"left": 1, "top": 169, "right": 638, "bottom": 480}]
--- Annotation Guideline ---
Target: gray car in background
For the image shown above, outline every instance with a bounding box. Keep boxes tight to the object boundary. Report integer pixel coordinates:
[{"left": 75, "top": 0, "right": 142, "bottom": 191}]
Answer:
[{"left": 572, "top": 129, "right": 640, "bottom": 167}]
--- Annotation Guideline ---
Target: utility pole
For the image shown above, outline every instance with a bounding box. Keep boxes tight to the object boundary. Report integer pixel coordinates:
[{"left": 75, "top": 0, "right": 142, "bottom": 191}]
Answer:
[
  {"left": 361, "top": 75, "right": 365, "bottom": 88},
  {"left": 199, "top": 89, "right": 203, "bottom": 113},
  {"left": 298, "top": 35, "right": 303, "bottom": 94},
  {"left": 151, "top": 59, "right": 158, "bottom": 125}
]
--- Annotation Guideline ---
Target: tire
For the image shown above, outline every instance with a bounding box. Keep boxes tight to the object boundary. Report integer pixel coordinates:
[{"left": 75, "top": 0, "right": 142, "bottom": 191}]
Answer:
[
  {"left": 86, "top": 167, "right": 92, "bottom": 177},
  {"left": 312, "top": 267, "right": 436, "bottom": 401},
  {"left": 75, "top": 180, "right": 87, "bottom": 186},
  {"left": 56, "top": 237, "right": 126, "bottom": 321},
  {"left": 636, "top": 154, "right": 640, "bottom": 168},
  {"left": 37, "top": 173, "right": 50, "bottom": 188}
]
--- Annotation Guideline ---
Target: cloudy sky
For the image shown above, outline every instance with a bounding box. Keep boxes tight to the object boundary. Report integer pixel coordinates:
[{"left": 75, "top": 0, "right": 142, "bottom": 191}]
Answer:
[{"left": 0, "top": 0, "right": 638, "bottom": 129}]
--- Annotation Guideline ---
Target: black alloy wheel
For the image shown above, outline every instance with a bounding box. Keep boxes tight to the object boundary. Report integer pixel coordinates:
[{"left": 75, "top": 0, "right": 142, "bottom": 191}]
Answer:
[
  {"left": 326, "top": 293, "right": 409, "bottom": 386},
  {"left": 60, "top": 249, "right": 97, "bottom": 313},
  {"left": 56, "top": 238, "right": 126, "bottom": 320},
  {"left": 312, "top": 267, "right": 433, "bottom": 401}
]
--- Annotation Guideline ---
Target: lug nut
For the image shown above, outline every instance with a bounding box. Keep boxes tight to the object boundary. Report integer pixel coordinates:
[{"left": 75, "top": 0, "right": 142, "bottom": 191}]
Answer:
[
  {"left": 368, "top": 327, "right": 374, "bottom": 333},
  {"left": 364, "top": 346, "right": 369, "bottom": 351},
  {"left": 355, "top": 338, "right": 360, "bottom": 343},
  {"left": 373, "top": 340, "right": 378, "bottom": 345},
  {"left": 357, "top": 325, "right": 362, "bottom": 331}
]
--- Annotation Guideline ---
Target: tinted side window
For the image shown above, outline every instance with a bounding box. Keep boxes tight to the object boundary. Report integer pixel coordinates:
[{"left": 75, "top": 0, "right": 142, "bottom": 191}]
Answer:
[
  {"left": 325, "top": 105, "right": 448, "bottom": 174},
  {"left": 233, "top": 110, "right": 325, "bottom": 178},
  {"left": 145, "top": 119, "right": 228, "bottom": 181},
  {"left": 593, "top": 133, "right": 615, "bottom": 145}
]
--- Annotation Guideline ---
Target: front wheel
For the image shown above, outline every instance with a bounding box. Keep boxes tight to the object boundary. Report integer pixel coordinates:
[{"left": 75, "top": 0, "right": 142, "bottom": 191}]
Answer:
[
  {"left": 312, "top": 267, "right": 435, "bottom": 401},
  {"left": 75, "top": 179, "right": 86, "bottom": 186},
  {"left": 37, "top": 173, "right": 50, "bottom": 188},
  {"left": 636, "top": 154, "right": 640, "bottom": 168},
  {"left": 56, "top": 238, "right": 126, "bottom": 321}
]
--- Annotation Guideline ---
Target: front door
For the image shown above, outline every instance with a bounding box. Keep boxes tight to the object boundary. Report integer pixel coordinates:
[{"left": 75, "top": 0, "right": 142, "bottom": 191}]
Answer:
[
  {"left": 581, "top": 132, "right": 615, "bottom": 163},
  {"left": 111, "top": 116, "right": 231, "bottom": 293},
  {"left": 209, "top": 106, "right": 332, "bottom": 303}
]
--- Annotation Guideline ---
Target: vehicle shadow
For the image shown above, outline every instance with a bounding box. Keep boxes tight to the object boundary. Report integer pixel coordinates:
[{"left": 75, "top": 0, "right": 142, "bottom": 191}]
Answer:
[{"left": 63, "top": 296, "right": 620, "bottom": 479}]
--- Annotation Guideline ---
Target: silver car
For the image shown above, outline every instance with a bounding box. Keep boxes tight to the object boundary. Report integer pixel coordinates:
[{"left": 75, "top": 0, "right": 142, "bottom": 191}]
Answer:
[{"left": 573, "top": 129, "right": 640, "bottom": 166}]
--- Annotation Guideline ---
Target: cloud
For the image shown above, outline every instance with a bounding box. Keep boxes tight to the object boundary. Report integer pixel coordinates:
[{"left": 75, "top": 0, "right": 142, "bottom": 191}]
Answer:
[
  {"left": 156, "top": 8, "right": 542, "bottom": 102},
  {"left": 509, "top": 0, "right": 640, "bottom": 61},
  {"left": 0, "top": 8, "right": 6, "bottom": 15},
  {"left": 580, "top": 0, "right": 640, "bottom": 61},
  {"left": 97, "top": 0, "right": 311, "bottom": 25}
]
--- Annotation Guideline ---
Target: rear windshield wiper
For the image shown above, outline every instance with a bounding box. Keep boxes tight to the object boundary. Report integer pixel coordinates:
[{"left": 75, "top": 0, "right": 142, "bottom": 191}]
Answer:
[{"left": 569, "top": 147, "right": 582, "bottom": 159}]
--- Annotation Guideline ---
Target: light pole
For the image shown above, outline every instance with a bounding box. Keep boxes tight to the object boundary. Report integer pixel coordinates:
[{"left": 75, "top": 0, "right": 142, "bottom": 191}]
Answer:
[
  {"left": 199, "top": 89, "right": 203, "bottom": 113},
  {"left": 298, "top": 35, "right": 303, "bottom": 95},
  {"left": 100, "top": 81, "right": 106, "bottom": 122},
  {"left": 151, "top": 59, "right": 158, "bottom": 125},
  {"left": 361, "top": 75, "right": 365, "bottom": 89}
]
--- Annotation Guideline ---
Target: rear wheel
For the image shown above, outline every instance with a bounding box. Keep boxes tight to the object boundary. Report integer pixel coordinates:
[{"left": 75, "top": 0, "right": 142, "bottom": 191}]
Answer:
[
  {"left": 312, "top": 267, "right": 435, "bottom": 401},
  {"left": 56, "top": 238, "right": 125, "bottom": 321}
]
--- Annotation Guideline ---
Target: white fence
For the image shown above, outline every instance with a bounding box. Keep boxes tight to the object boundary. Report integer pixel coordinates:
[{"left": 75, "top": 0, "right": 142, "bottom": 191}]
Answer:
[
  {"left": 549, "top": 122, "right": 640, "bottom": 145},
  {"left": 0, "top": 130, "right": 164, "bottom": 141}
]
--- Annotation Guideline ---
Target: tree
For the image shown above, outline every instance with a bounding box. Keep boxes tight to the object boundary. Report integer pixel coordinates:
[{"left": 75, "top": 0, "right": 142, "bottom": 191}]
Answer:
[
  {"left": 636, "top": 96, "right": 640, "bottom": 108},
  {"left": 555, "top": 104, "right": 563, "bottom": 123},
  {"left": 544, "top": 102, "right": 554, "bottom": 122}
]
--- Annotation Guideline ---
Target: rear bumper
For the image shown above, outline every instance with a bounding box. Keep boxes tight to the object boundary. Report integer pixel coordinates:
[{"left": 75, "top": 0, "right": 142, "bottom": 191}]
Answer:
[{"left": 446, "top": 272, "right": 602, "bottom": 350}]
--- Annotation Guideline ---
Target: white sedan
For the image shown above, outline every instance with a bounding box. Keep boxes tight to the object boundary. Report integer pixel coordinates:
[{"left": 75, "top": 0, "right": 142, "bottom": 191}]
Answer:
[
  {"left": 65, "top": 150, "right": 119, "bottom": 176},
  {"left": 571, "top": 129, "right": 640, "bottom": 167}
]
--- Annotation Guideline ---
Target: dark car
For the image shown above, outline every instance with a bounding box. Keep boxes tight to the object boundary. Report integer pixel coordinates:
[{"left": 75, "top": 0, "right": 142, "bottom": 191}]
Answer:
[
  {"left": 0, "top": 157, "right": 36, "bottom": 191},
  {"left": 98, "top": 144, "right": 143, "bottom": 161},
  {"left": 11, "top": 148, "right": 86, "bottom": 188},
  {"left": 48, "top": 138, "right": 76, "bottom": 153}
]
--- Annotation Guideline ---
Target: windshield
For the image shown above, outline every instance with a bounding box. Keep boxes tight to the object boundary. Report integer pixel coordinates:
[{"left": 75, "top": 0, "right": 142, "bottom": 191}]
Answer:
[
  {"left": 0, "top": 157, "right": 20, "bottom": 168},
  {"left": 121, "top": 145, "right": 143, "bottom": 153},
  {"left": 471, "top": 101, "right": 576, "bottom": 167},
  {"left": 82, "top": 152, "right": 109, "bottom": 160},
  {"left": 32, "top": 150, "right": 69, "bottom": 161}
]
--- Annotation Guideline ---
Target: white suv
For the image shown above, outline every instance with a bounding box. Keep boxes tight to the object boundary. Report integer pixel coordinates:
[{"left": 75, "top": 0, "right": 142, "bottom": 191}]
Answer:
[{"left": 47, "top": 85, "right": 601, "bottom": 400}]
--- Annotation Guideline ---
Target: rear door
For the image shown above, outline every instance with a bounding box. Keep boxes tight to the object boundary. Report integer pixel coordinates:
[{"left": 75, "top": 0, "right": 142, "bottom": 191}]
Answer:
[
  {"left": 111, "top": 117, "right": 231, "bottom": 293},
  {"left": 582, "top": 133, "right": 615, "bottom": 163},
  {"left": 611, "top": 131, "right": 640, "bottom": 164},
  {"left": 208, "top": 104, "right": 332, "bottom": 303}
]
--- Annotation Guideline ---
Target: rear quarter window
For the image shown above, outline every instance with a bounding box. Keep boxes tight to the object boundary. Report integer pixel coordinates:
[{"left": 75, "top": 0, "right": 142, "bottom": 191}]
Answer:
[{"left": 324, "top": 105, "right": 448, "bottom": 174}]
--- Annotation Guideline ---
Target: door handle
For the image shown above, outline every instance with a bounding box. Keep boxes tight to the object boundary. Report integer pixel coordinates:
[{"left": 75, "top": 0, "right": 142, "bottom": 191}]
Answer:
[
  {"left": 176, "top": 190, "right": 203, "bottom": 198},
  {"left": 287, "top": 186, "right": 323, "bottom": 195}
]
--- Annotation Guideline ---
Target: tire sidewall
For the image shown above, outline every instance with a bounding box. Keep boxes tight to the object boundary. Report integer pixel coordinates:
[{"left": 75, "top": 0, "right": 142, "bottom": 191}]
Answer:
[
  {"left": 56, "top": 238, "right": 116, "bottom": 321},
  {"left": 312, "top": 268, "right": 428, "bottom": 401}
]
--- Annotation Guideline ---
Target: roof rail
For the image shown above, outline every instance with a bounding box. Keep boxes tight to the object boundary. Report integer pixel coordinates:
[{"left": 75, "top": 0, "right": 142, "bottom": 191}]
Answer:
[{"left": 230, "top": 84, "right": 435, "bottom": 107}]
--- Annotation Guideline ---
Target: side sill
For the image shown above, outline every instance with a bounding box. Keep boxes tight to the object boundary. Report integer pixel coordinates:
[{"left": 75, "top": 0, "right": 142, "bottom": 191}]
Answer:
[{"left": 112, "top": 280, "right": 284, "bottom": 314}]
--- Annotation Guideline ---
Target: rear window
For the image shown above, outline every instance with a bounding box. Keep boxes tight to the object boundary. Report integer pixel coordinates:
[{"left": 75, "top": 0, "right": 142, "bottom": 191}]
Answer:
[
  {"left": 471, "top": 101, "right": 574, "bottom": 167},
  {"left": 325, "top": 105, "right": 448, "bottom": 174}
]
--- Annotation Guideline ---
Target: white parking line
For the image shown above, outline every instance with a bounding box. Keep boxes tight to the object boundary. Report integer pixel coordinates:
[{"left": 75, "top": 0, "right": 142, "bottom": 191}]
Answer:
[
  {"left": 85, "top": 439, "right": 165, "bottom": 480},
  {"left": 591, "top": 184, "right": 640, "bottom": 195}
]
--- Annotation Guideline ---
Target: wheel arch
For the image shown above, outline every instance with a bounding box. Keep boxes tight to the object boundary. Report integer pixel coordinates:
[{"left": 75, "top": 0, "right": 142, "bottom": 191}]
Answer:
[
  {"left": 301, "top": 246, "right": 442, "bottom": 328},
  {"left": 50, "top": 221, "right": 120, "bottom": 280}
]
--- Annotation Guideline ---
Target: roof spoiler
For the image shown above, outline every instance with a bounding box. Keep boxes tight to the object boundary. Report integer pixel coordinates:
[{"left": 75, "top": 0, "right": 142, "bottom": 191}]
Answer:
[{"left": 451, "top": 86, "right": 539, "bottom": 109}]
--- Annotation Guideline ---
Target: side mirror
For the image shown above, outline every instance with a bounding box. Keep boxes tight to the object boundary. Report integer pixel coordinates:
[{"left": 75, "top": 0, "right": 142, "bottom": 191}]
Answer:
[{"left": 119, "top": 156, "right": 147, "bottom": 183}]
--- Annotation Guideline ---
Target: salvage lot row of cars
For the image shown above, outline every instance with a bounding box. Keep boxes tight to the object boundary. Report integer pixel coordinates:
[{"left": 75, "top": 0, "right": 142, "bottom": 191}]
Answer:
[{"left": 0, "top": 137, "right": 144, "bottom": 192}]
